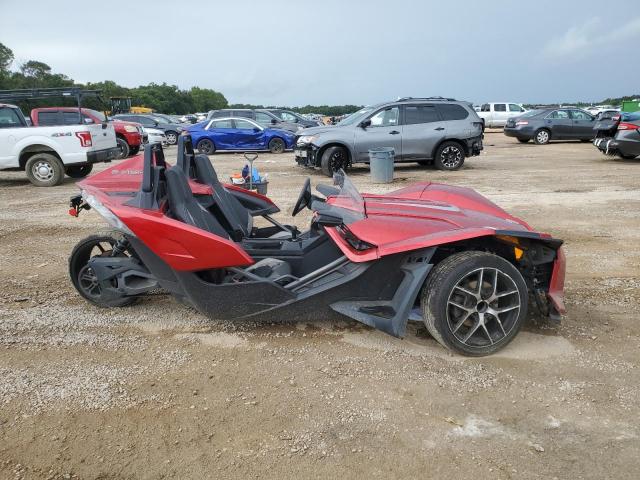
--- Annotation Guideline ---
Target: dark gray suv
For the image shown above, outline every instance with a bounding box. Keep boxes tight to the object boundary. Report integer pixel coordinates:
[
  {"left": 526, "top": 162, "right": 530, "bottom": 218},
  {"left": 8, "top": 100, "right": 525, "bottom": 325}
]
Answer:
[{"left": 294, "top": 97, "right": 483, "bottom": 176}]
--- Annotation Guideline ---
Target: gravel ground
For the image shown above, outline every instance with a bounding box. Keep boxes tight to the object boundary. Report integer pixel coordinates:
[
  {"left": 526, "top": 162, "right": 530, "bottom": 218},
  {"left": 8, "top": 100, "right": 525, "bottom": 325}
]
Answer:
[{"left": 0, "top": 132, "right": 639, "bottom": 479}]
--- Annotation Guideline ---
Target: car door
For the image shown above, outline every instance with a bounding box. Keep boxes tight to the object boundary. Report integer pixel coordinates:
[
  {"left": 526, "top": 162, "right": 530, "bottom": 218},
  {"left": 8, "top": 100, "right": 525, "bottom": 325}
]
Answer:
[
  {"left": 232, "top": 119, "right": 264, "bottom": 150},
  {"left": 353, "top": 106, "right": 402, "bottom": 162},
  {"left": 206, "top": 119, "right": 235, "bottom": 149},
  {"left": 493, "top": 104, "right": 508, "bottom": 126},
  {"left": 400, "top": 104, "right": 445, "bottom": 160},
  {"left": 545, "top": 110, "right": 572, "bottom": 138},
  {"left": 569, "top": 109, "right": 595, "bottom": 139}
]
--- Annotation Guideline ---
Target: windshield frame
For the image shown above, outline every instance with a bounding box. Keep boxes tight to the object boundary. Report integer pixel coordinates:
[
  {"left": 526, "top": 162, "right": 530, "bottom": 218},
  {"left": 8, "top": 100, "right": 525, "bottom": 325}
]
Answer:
[
  {"left": 321, "top": 170, "right": 365, "bottom": 224},
  {"left": 336, "top": 106, "right": 376, "bottom": 126}
]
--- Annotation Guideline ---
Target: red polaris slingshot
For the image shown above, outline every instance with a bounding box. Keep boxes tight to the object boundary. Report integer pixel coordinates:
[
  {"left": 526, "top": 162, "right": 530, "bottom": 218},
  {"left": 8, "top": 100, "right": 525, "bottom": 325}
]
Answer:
[{"left": 68, "top": 137, "right": 565, "bottom": 356}]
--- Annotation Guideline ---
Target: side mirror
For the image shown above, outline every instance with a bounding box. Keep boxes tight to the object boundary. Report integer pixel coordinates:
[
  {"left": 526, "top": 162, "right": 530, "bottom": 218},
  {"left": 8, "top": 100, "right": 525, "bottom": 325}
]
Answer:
[
  {"left": 316, "top": 212, "right": 343, "bottom": 227},
  {"left": 360, "top": 119, "right": 371, "bottom": 129},
  {"left": 83, "top": 118, "right": 94, "bottom": 124},
  {"left": 271, "top": 119, "right": 278, "bottom": 125},
  {"left": 253, "top": 127, "right": 260, "bottom": 132}
]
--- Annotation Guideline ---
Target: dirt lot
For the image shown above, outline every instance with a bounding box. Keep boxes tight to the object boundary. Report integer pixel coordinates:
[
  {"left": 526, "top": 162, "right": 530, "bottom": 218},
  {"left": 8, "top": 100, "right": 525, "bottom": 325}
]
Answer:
[{"left": 1, "top": 132, "right": 639, "bottom": 479}]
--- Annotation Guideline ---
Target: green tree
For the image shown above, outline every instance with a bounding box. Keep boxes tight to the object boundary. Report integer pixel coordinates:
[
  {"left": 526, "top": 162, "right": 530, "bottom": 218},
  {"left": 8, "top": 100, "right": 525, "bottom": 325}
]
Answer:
[
  {"left": 0, "top": 42, "right": 14, "bottom": 73},
  {"left": 189, "top": 86, "right": 227, "bottom": 112},
  {"left": 20, "top": 60, "right": 52, "bottom": 78}
]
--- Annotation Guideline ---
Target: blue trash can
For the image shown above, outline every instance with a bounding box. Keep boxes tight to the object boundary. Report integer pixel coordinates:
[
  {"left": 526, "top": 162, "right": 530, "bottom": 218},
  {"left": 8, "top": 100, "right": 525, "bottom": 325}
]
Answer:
[{"left": 368, "top": 147, "right": 395, "bottom": 183}]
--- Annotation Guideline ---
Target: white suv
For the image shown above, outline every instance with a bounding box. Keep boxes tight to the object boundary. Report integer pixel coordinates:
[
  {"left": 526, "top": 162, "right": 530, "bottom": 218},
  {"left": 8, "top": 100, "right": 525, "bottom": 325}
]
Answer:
[{"left": 477, "top": 103, "right": 527, "bottom": 128}]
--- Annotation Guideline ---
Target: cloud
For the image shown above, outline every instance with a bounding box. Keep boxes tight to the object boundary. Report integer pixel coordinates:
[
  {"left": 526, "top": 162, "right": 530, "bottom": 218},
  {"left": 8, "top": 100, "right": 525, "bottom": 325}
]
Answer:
[{"left": 543, "top": 16, "right": 640, "bottom": 59}]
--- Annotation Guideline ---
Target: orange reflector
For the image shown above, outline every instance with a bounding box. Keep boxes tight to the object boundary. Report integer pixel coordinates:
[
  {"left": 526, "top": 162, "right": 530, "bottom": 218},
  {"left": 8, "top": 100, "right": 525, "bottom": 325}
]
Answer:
[{"left": 514, "top": 247, "right": 524, "bottom": 260}]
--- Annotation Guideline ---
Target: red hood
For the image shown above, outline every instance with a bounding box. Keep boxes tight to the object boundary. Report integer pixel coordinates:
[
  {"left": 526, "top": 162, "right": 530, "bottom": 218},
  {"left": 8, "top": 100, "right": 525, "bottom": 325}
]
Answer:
[{"left": 325, "top": 182, "right": 533, "bottom": 261}]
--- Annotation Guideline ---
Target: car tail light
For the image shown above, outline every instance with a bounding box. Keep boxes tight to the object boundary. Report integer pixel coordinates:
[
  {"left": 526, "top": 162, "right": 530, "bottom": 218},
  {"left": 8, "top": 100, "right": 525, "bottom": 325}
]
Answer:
[
  {"left": 617, "top": 122, "right": 639, "bottom": 131},
  {"left": 515, "top": 121, "right": 529, "bottom": 126},
  {"left": 75, "top": 131, "right": 93, "bottom": 147}
]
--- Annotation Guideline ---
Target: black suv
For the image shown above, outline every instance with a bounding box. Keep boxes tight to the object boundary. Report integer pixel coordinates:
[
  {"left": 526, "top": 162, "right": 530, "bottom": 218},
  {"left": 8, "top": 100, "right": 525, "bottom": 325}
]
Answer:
[
  {"left": 295, "top": 97, "right": 484, "bottom": 176},
  {"left": 207, "top": 109, "right": 300, "bottom": 133}
]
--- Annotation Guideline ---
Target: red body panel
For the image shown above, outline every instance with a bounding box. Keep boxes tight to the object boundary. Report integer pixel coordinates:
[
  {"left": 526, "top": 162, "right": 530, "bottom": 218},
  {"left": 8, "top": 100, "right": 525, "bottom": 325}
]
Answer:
[{"left": 548, "top": 246, "right": 566, "bottom": 314}]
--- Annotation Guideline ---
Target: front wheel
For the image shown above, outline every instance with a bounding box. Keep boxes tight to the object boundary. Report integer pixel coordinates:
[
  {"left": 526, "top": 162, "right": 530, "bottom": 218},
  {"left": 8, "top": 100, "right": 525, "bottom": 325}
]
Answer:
[
  {"left": 434, "top": 141, "right": 465, "bottom": 170},
  {"left": 421, "top": 251, "right": 528, "bottom": 356},
  {"left": 25, "top": 153, "right": 65, "bottom": 187},
  {"left": 268, "top": 137, "right": 286, "bottom": 154},
  {"left": 115, "top": 137, "right": 130, "bottom": 159},
  {"left": 65, "top": 164, "right": 93, "bottom": 178},
  {"left": 129, "top": 145, "right": 140, "bottom": 155},
  {"left": 197, "top": 139, "right": 216, "bottom": 155},
  {"left": 69, "top": 233, "right": 138, "bottom": 308},
  {"left": 320, "top": 146, "right": 348, "bottom": 176},
  {"left": 165, "top": 131, "right": 179, "bottom": 145}
]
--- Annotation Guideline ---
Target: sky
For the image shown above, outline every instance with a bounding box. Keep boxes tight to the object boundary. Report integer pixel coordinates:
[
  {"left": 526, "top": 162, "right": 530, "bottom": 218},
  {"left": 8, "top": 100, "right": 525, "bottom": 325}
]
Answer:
[{"left": 1, "top": 0, "right": 639, "bottom": 106}]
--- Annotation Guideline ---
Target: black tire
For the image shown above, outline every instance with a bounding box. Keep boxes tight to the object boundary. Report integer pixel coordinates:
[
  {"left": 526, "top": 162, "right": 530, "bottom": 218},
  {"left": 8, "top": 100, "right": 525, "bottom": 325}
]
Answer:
[
  {"left": 65, "top": 164, "right": 93, "bottom": 178},
  {"left": 130, "top": 145, "right": 140, "bottom": 155},
  {"left": 25, "top": 153, "right": 65, "bottom": 187},
  {"left": 421, "top": 251, "right": 528, "bottom": 356},
  {"left": 320, "top": 146, "right": 348, "bottom": 177},
  {"left": 165, "top": 131, "right": 179, "bottom": 145},
  {"left": 116, "top": 137, "right": 130, "bottom": 159},
  {"left": 580, "top": 139, "right": 591, "bottom": 143},
  {"left": 197, "top": 139, "right": 216, "bottom": 155},
  {"left": 434, "top": 141, "right": 465, "bottom": 170},
  {"left": 620, "top": 153, "right": 638, "bottom": 160},
  {"left": 268, "top": 137, "right": 286, "bottom": 154},
  {"left": 517, "top": 138, "right": 529, "bottom": 144},
  {"left": 69, "top": 233, "right": 138, "bottom": 308},
  {"left": 533, "top": 129, "right": 551, "bottom": 145}
]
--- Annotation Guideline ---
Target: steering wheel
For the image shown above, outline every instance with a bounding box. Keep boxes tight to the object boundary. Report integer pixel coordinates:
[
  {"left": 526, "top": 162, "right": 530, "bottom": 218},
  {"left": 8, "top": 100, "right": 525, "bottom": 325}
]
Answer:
[{"left": 292, "top": 178, "right": 312, "bottom": 216}]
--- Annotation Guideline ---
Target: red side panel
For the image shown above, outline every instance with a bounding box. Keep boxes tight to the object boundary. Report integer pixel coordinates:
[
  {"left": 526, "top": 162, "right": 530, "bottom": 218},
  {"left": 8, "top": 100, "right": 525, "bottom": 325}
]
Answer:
[{"left": 548, "top": 246, "right": 566, "bottom": 314}]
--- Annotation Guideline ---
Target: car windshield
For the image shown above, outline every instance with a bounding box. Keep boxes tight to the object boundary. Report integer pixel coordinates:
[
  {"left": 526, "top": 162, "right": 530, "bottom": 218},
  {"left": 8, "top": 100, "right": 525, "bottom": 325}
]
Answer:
[
  {"left": 520, "top": 109, "right": 544, "bottom": 117},
  {"left": 337, "top": 107, "right": 375, "bottom": 126},
  {"left": 154, "top": 116, "right": 171, "bottom": 124},
  {"left": 86, "top": 109, "right": 106, "bottom": 122},
  {"left": 320, "top": 170, "right": 365, "bottom": 223}
]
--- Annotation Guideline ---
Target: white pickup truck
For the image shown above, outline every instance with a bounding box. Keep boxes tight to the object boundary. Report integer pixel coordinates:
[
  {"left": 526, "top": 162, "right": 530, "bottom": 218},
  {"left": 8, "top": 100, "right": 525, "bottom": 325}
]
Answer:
[
  {"left": 477, "top": 103, "right": 527, "bottom": 128},
  {"left": 0, "top": 103, "right": 119, "bottom": 186}
]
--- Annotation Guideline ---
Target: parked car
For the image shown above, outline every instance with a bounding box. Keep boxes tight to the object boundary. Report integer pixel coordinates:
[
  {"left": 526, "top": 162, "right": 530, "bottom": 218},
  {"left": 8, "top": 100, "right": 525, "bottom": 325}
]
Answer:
[
  {"left": 585, "top": 105, "right": 619, "bottom": 117},
  {"left": 267, "top": 109, "right": 323, "bottom": 128},
  {"left": 145, "top": 127, "right": 167, "bottom": 145},
  {"left": 188, "top": 117, "right": 295, "bottom": 154},
  {"left": 0, "top": 103, "right": 118, "bottom": 186},
  {"left": 207, "top": 109, "right": 300, "bottom": 133},
  {"left": 593, "top": 111, "right": 640, "bottom": 160},
  {"left": 504, "top": 108, "right": 596, "bottom": 144},
  {"left": 294, "top": 97, "right": 483, "bottom": 176},
  {"left": 477, "top": 103, "right": 527, "bottom": 128},
  {"left": 113, "top": 114, "right": 185, "bottom": 145},
  {"left": 31, "top": 107, "right": 145, "bottom": 159}
]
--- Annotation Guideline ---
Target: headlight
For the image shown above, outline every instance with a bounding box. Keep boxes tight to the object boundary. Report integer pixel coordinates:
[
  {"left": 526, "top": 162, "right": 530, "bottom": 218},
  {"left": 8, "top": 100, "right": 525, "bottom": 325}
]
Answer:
[
  {"left": 297, "top": 135, "right": 318, "bottom": 144},
  {"left": 124, "top": 125, "right": 138, "bottom": 133},
  {"left": 82, "top": 192, "right": 135, "bottom": 236}
]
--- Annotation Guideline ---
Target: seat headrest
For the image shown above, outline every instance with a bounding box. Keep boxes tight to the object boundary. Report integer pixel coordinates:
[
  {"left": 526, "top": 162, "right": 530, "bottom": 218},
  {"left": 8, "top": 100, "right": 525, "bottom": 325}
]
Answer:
[
  {"left": 194, "top": 154, "right": 220, "bottom": 186},
  {"left": 165, "top": 167, "right": 192, "bottom": 205}
]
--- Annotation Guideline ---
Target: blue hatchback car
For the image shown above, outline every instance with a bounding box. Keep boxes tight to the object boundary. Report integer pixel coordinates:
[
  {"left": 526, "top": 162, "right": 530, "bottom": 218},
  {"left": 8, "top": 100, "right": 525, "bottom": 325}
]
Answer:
[{"left": 188, "top": 117, "right": 295, "bottom": 154}]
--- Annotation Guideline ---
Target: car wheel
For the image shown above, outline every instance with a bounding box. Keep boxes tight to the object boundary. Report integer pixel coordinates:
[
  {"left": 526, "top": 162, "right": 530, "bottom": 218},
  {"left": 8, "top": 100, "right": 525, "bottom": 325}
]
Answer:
[
  {"left": 69, "top": 233, "right": 138, "bottom": 308},
  {"left": 268, "top": 137, "right": 286, "bottom": 154},
  {"left": 421, "top": 251, "right": 528, "bottom": 356},
  {"left": 165, "top": 131, "right": 179, "bottom": 145},
  {"left": 115, "top": 137, "right": 130, "bottom": 159},
  {"left": 25, "top": 153, "right": 65, "bottom": 187},
  {"left": 129, "top": 146, "right": 140, "bottom": 155},
  {"left": 534, "top": 129, "right": 551, "bottom": 145},
  {"left": 320, "top": 146, "right": 348, "bottom": 176},
  {"left": 620, "top": 153, "right": 638, "bottom": 160},
  {"left": 434, "top": 141, "right": 465, "bottom": 170},
  {"left": 197, "top": 139, "right": 216, "bottom": 155},
  {"left": 517, "top": 138, "right": 529, "bottom": 144},
  {"left": 65, "top": 164, "right": 93, "bottom": 178}
]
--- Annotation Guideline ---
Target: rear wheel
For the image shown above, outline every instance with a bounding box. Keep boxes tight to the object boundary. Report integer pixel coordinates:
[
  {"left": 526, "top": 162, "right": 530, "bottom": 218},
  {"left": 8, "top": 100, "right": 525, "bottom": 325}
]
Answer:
[
  {"left": 25, "top": 153, "right": 65, "bottom": 187},
  {"left": 165, "top": 131, "right": 179, "bottom": 145},
  {"left": 115, "top": 137, "right": 130, "bottom": 159},
  {"left": 65, "top": 164, "right": 93, "bottom": 178},
  {"left": 320, "top": 146, "right": 348, "bottom": 176},
  {"left": 268, "top": 137, "right": 286, "bottom": 154},
  {"left": 517, "top": 138, "right": 529, "bottom": 144},
  {"left": 197, "top": 139, "right": 216, "bottom": 155},
  {"left": 534, "top": 129, "right": 551, "bottom": 145},
  {"left": 69, "top": 233, "right": 138, "bottom": 308},
  {"left": 421, "top": 251, "right": 528, "bottom": 356},
  {"left": 434, "top": 141, "right": 465, "bottom": 170},
  {"left": 130, "top": 146, "right": 140, "bottom": 155}
]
